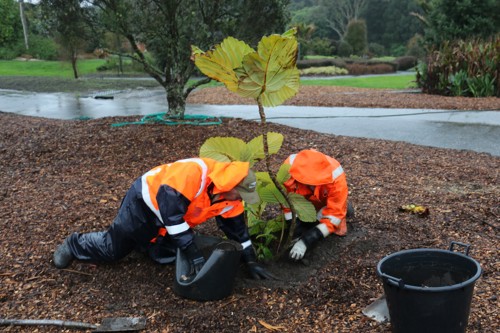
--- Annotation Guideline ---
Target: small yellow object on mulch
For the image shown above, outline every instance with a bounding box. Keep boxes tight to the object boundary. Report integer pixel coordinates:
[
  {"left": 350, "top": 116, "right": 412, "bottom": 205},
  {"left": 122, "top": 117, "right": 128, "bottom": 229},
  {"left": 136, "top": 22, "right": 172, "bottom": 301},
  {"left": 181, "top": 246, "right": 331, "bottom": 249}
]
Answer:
[{"left": 398, "top": 204, "right": 430, "bottom": 217}]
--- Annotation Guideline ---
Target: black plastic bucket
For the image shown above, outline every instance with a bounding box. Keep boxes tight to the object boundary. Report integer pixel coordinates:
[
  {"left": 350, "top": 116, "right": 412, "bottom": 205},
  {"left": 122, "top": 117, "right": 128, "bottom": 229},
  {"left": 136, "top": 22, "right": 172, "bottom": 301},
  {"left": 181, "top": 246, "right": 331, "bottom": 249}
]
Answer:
[
  {"left": 173, "top": 237, "right": 242, "bottom": 301},
  {"left": 377, "top": 242, "right": 481, "bottom": 333}
]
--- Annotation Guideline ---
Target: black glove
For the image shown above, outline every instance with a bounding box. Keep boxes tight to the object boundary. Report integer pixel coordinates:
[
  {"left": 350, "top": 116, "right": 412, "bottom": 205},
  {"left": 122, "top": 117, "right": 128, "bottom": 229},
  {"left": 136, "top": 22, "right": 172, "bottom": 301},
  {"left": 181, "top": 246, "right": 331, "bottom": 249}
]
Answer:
[
  {"left": 182, "top": 242, "right": 206, "bottom": 281},
  {"left": 241, "top": 246, "right": 277, "bottom": 280}
]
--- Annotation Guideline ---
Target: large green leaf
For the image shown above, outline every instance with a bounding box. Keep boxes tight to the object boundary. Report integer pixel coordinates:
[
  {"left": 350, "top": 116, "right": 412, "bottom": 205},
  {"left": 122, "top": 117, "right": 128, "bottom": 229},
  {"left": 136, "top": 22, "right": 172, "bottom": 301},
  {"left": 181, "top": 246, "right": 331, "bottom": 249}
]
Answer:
[
  {"left": 287, "top": 193, "right": 317, "bottom": 222},
  {"left": 276, "top": 163, "right": 291, "bottom": 183},
  {"left": 255, "top": 171, "right": 273, "bottom": 185},
  {"left": 256, "top": 172, "right": 286, "bottom": 203},
  {"left": 199, "top": 137, "right": 248, "bottom": 162},
  {"left": 246, "top": 132, "right": 284, "bottom": 161},
  {"left": 191, "top": 37, "right": 254, "bottom": 92},
  {"left": 257, "top": 183, "right": 286, "bottom": 204}
]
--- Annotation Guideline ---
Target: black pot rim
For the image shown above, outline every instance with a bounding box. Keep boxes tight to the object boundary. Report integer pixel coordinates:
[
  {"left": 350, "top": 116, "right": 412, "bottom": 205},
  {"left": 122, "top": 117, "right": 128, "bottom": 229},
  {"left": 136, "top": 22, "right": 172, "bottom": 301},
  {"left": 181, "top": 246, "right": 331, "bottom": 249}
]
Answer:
[{"left": 377, "top": 248, "right": 482, "bottom": 292}]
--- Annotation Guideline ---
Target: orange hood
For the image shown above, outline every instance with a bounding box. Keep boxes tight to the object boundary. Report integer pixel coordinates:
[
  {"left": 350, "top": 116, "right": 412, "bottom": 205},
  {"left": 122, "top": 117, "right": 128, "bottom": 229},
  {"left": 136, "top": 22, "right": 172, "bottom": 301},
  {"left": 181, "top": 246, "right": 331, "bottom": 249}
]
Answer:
[{"left": 289, "top": 149, "right": 337, "bottom": 185}]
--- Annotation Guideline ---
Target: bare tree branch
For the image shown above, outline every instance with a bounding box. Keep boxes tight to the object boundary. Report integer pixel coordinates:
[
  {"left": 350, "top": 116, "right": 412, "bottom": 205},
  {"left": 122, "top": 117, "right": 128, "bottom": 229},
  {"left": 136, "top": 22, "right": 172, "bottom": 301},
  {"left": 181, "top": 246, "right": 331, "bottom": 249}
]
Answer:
[
  {"left": 322, "top": 0, "right": 368, "bottom": 40},
  {"left": 183, "top": 77, "right": 212, "bottom": 98}
]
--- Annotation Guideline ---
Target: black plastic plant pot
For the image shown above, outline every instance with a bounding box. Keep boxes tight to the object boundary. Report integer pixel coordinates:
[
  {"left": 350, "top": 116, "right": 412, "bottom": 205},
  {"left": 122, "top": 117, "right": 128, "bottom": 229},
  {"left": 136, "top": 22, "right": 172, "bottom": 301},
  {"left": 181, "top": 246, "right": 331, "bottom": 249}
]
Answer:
[
  {"left": 377, "top": 241, "right": 481, "bottom": 333},
  {"left": 173, "top": 239, "right": 242, "bottom": 301}
]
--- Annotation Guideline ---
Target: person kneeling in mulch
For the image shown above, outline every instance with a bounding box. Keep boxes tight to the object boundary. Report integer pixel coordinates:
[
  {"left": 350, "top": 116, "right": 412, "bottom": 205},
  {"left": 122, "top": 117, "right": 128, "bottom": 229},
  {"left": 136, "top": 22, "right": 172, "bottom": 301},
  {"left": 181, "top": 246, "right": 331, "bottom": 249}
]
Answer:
[
  {"left": 53, "top": 157, "right": 275, "bottom": 280},
  {"left": 281, "top": 149, "right": 354, "bottom": 260}
]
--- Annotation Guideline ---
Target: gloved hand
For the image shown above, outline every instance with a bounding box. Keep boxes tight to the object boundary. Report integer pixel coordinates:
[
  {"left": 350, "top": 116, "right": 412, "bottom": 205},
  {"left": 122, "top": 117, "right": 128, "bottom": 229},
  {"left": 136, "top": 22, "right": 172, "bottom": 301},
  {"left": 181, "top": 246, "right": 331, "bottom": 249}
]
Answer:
[
  {"left": 289, "top": 239, "right": 307, "bottom": 260},
  {"left": 181, "top": 242, "right": 206, "bottom": 281},
  {"left": 242, "top": 246, "right": 277, "bottom": 280},
  {"left": 289, "top": 225, "right": 325, "bottom": 260}
]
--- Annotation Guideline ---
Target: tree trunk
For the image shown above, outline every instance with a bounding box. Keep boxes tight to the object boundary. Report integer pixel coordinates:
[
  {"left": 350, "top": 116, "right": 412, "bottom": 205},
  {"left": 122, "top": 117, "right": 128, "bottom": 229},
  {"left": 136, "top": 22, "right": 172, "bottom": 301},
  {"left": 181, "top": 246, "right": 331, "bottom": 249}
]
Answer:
[
  {"left": 118, "top": 55, "right": 123, "bottom": 75},
  {"left": 71, "top": 50, "right": 79, "bottom": 79},
  {"left": 165, "top": 84, "right": 186, "bottom": 118},
  {"left": 19, "top": 0, "right": 29, "bottom": 51},
  {"left": 115, "top": 35, "right": 123, "bottom": 74}
]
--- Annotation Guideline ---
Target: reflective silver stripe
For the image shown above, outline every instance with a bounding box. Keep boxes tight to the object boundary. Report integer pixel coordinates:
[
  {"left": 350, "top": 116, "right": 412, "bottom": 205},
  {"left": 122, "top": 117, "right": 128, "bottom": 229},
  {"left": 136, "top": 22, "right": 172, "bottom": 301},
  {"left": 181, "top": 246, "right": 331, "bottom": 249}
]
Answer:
[
  {"left": 219, "top": 205, "right": 233, "bottom": 215},
  {"left": 316, "top": 223, "right": 331, "bottom": 237},
  {"left": 166, "top": 222, "right": 190, "bottom": 235},
  {"left": 317, "top": 207, "right": 342, "bottom": 226},
  {"left": 241, "top": 240, "right": 252, "bottom": 249},
  {"left": 289, "top": 153, "right": 297, "bottom": 164},
  {"left": 141, "top": 167, "right": 164, "bottom": 223},
  {"left": 175, "top": 158, "right": 208, "bottom": 198},
  {"left": 332, "top": 165, "right": 344, "bottom": 180}
]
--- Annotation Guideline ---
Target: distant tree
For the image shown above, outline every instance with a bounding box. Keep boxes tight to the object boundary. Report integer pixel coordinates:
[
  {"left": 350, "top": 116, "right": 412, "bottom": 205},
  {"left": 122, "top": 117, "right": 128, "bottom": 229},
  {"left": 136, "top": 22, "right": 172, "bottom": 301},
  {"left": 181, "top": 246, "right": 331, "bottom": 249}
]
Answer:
[
  {"left": 229, "top": 0, "right": 290, "bottom": 46},
  {"left": 294, "top": 22, "right": 316, "bottom": 58},
  {"left": 422, "top": 0, "right": 500, "bottom": 45},
  {"left": 406, "top": 33, "right": 426, "bottom": 59},
  {"left": 0, "top": 0, "right": 22, "bottom": 46},
  {"left": 82, "top": 0, "right": 290, "bottom": 118},
  {"left": 363, "top": 0, "right": 424, "bottom": 52},
  {"left": 319, "top": 0, "right": 367, "bottom": 41},
  {"left": 290, "top": 3, "right": 330, "bottom": 38},
  {"left": 289, "top": 0, "right": 316, "bottom": 11},
  {"left": 41, "top": 0, "right": 93, "bottom": 78},
  {"left": 344, "top": 19, "right": 367, "bottom": 56}
]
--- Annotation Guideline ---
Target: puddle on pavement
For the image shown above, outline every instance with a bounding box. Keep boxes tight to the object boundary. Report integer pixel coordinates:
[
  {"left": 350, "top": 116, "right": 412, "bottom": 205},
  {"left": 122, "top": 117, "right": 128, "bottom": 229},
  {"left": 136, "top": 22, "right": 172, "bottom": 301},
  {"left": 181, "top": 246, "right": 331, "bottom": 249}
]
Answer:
[{"left": 0, "top": 88, "right": 167, "bottom": 120}]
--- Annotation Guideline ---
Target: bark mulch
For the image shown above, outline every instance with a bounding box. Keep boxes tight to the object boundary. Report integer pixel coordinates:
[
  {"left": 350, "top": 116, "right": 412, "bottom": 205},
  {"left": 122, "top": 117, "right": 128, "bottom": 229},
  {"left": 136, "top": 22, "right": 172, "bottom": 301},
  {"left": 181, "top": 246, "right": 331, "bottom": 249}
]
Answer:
[{"left": 0, "top": 85, "right": 498, "bottom": 332}]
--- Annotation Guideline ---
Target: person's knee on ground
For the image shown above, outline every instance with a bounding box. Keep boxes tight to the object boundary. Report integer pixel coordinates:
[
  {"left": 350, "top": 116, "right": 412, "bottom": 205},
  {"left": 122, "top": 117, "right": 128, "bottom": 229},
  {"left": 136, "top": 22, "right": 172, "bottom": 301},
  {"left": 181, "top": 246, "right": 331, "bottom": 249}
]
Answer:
[{"left": 53, "top": 229, "right": 137, "bottom": 268}]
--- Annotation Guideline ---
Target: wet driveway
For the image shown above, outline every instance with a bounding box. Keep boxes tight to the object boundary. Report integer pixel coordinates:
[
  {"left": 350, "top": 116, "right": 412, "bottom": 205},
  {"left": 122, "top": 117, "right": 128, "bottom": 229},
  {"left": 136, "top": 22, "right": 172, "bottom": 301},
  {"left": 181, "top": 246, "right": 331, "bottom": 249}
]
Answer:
[{"left": 1, "top": 88, "right": 499, "bottom": 156}]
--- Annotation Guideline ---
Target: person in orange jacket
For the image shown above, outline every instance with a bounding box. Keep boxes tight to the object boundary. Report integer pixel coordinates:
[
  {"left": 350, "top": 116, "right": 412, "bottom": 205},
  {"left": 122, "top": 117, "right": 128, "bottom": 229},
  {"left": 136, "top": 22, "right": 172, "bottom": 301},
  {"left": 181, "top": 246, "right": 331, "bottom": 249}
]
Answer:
[
  {"left": 53, "top": 157, "right": 275, "bottom": 280},
  {"left": 282, "top": 149, "right": 351, "bottom": 260}
]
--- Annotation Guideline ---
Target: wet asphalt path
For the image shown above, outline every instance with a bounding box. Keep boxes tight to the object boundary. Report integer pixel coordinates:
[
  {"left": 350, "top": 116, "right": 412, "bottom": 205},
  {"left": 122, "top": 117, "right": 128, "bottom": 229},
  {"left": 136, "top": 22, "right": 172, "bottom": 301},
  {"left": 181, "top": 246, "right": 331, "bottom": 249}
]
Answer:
[
  {"left": 1, "top": 89, "right": 499, "bottom": 156},
  {"left": 187, "top": 105, "right": 500, "bottom": 157}
]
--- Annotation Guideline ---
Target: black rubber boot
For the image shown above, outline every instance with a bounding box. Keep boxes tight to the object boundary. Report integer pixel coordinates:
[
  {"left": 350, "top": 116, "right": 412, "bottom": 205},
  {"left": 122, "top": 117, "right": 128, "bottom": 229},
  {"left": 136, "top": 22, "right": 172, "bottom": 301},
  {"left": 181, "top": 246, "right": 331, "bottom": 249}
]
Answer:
[{"left": 53, "top": 237, "right": 74, "bottom": 269}]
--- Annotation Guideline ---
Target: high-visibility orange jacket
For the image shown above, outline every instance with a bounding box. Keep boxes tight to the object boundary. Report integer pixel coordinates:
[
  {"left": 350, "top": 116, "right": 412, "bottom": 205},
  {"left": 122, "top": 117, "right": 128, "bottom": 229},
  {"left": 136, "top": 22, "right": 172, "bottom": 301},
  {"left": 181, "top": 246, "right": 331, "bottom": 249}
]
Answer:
[
  {"left": 139, "top": 158, "right": 252, "bottom": 250},
  {"left": 283, "top": 150, "right": 348, "bottom": 236}
]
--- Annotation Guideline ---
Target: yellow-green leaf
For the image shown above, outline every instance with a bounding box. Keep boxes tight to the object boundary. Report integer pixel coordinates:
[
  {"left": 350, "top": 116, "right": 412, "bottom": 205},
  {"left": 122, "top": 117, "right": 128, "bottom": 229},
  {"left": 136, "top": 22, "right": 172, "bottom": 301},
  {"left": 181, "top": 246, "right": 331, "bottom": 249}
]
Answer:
[
  {"left": 246, "top": 132, "right": 284, "bottom": 161},
  {"left": 260, "top": 68, "right": 300, "bottom": 107},
  {"left": 199, "top": 137, "right": 248, "bottom": 162},
  {"left": 281, "top": 27, "right": 298, "bottom": 39},
  {"left": 256, "top": 171, "right": 273, "bottom": 185},
  {"left": 235, "top": 32, "right": 299, "bottom": 106},
  {"left": 191, "top": 37, "right": 254, "bottom": 92}
]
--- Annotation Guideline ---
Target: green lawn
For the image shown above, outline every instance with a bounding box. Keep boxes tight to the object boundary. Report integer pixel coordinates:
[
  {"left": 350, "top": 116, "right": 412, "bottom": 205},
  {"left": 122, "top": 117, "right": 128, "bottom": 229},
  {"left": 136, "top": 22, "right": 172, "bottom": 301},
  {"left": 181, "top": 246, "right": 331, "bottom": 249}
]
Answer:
[
  {"left": 301, "top": 74, "right": 418, "bottom": 89},
  {"left": 0, "top": 59, "right": 106, "bottom": 77}
]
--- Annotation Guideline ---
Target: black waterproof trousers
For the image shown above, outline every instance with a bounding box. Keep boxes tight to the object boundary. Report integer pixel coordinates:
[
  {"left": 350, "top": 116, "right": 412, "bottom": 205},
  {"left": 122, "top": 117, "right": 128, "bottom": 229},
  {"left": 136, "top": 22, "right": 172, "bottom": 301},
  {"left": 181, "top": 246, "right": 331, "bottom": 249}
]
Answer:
[{"left": 66, "top": 179, "right": 174, "bottom": 263}]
